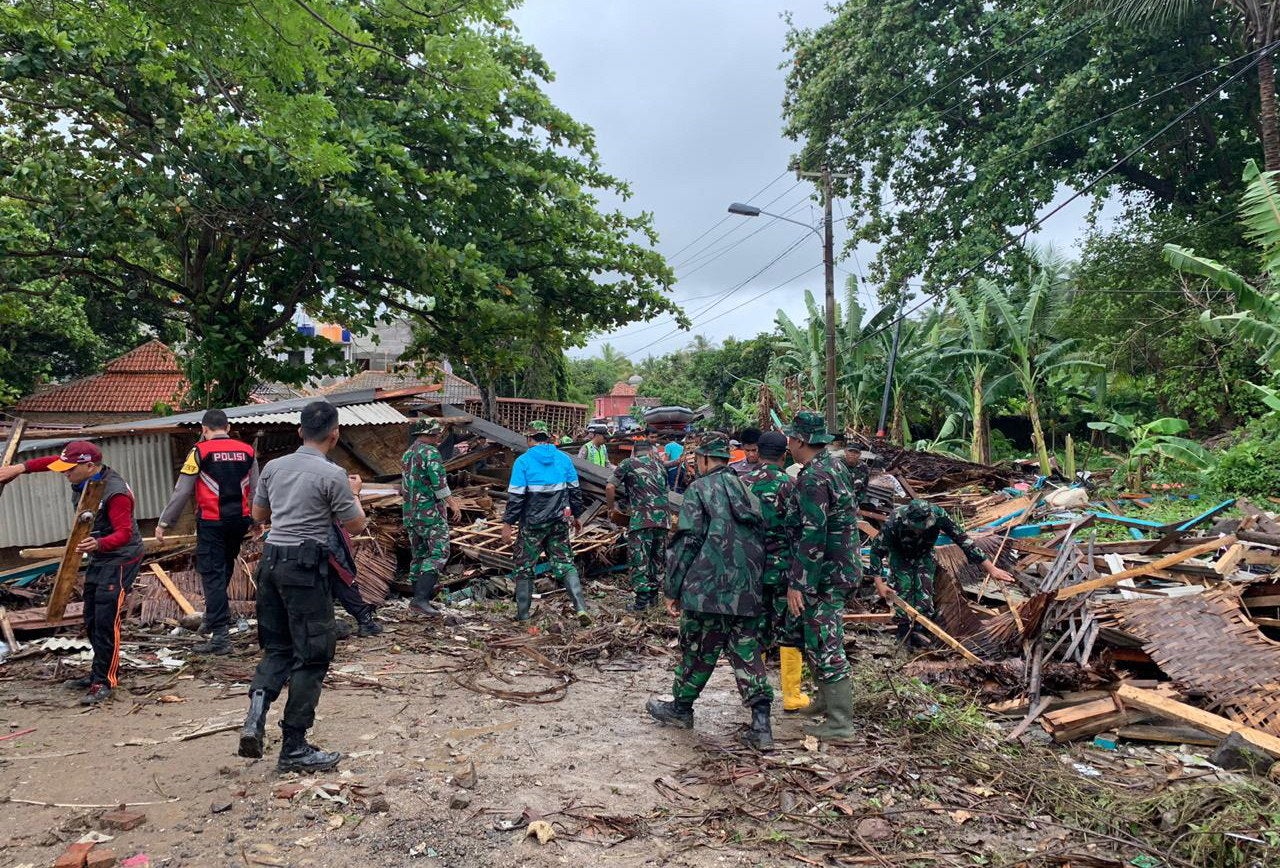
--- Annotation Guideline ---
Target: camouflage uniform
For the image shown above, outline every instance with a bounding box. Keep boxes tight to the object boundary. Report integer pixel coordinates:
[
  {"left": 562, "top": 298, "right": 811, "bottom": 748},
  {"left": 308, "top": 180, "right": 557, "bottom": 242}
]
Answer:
[
  {"left": 792, "top": 447, "right": 863, "bottom": 684},
  {"left": 665, "top": 464, "right": 771, "bottom": 707},
  {"left": 870, "top": 500, "right": 987, "bottom": 619},
  {"left": 610, "top": 453, "right": 669, "bottom": 596},
  {"left": 402, "top": 436, "right": 450, "bottom": 587},
  {"left": 744, "top": 463, "right": 802, "bottom": 648}
]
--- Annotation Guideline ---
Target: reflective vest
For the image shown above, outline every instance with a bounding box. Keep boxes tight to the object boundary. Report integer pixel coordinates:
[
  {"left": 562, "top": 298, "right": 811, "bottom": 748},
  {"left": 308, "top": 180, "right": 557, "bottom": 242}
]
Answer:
[{"left": 186, "top": 438, "right": 256, "bottom": 521}]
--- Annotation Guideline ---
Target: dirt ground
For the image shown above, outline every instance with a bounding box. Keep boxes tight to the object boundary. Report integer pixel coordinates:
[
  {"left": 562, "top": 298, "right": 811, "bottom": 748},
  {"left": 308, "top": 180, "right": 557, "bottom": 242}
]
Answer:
[{"left": 2, "top": 585, "right": 1278, "bottom": 868}]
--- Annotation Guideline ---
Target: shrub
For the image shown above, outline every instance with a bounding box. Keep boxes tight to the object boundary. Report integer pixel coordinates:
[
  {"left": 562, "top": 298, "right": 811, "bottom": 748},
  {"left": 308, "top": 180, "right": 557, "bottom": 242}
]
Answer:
[{"left": 1212, "top": 438, "right": 1280, "bottom": 497}]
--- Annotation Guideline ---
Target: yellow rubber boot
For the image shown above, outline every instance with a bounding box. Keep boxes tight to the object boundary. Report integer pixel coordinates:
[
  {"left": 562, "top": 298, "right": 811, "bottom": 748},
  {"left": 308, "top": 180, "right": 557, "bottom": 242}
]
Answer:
[{"left": 780, "top": 646, "right": 811, "bottom": 713}]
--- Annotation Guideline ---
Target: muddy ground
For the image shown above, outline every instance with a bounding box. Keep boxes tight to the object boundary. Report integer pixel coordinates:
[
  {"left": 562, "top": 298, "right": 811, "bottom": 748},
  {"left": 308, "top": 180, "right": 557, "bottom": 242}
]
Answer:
[{"left": 2, "top": 585, "right": 1277, "bottom": 868}]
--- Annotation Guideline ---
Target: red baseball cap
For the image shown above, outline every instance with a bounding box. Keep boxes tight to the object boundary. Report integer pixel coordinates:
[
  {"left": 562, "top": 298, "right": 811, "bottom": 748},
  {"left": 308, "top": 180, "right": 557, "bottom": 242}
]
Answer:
[{"left": 48, "top": 440, "right": 102, "bottom": 472}]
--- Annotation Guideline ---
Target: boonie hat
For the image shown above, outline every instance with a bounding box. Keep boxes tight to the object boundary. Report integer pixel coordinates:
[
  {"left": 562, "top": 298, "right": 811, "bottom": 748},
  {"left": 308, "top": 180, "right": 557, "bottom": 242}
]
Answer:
[
  {"left": 48, "top": 440, "right": 102, "bottom": 472},
  {"left": 785, "top": 411, "right": 834, "bottom": 445},
  {"left": 411, "top": 417, "right": 442, "bottom": 436},
  {"left": 695, "top": 436, "right": 732, "bottom": 460},
  {"left": 901, "top": 499, "right": 937, "bottom": 530}
]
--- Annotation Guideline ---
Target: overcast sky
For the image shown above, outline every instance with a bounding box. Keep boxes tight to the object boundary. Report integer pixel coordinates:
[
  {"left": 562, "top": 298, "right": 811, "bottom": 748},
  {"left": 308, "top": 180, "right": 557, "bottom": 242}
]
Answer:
[{"left": 511, "top": 1, "right": 1097, "bottom": 361}]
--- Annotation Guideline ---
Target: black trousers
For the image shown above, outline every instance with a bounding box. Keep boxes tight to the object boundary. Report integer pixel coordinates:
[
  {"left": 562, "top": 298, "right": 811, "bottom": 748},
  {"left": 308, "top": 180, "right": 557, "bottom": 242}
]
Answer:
[
  {"left": 331, "top": 572, "right": 372, "bottom": 620},
  {"left": 84, "top": 558, "right": 142, "bottom": 687},
  {"left": 195, "top": 515, "right": 252, "bottom": 634},
  {"left": 249, "top": 544, "right": 336, "bottom": 732}
]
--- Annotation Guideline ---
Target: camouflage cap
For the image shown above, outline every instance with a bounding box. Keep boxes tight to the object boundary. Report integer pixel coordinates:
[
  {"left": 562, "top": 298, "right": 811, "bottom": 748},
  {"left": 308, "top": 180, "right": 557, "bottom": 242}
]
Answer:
[
  {"left": 901, "top": 499, "right": 937, "bottom": 530},
  {"left": 411, "top": 417, "right": 442, "bottom": 436},
  {"left": 785, "top": 410, "right": 834, "bottom": 445},
  {"left": 695, "top": 436, "right": 732, "bottom": 459},
  {"left": 558, "top": 435, "right": 573, "bottom": 445},
  {"left": 527, "top": 420, "right": 550, "bottom": 435}
]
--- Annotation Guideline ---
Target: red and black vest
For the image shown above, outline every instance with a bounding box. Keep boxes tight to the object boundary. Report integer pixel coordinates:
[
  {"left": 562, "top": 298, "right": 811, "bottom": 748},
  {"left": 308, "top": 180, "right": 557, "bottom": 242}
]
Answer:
[{"left": 193, "top": 438, "right": 256, "bottom": 521}]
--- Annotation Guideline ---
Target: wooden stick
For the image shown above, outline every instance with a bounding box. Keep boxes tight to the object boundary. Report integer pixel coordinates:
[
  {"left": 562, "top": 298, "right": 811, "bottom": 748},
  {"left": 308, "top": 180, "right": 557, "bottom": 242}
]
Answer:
[
  {"left": 20, "top": 534, "right": 197, "bottom": 560},
  {"left": 0, "top": 606, "right": 19, "bottom": 654},
  {"left": 0, "top": 418, "right": 26, "bottom": 470},
  {"left": 46, "top": 480, "right": 105, "bottom": 620},
  {"left": 885, "top": 590, "right": 982, "bottom": 663},
  {"left": 149, "top": 563, "right": 196, "bottom": 616},
  {"left": 1114, "top": 683, "right": 1280, "bottom": 758},
  {"left": 1056, "top": 535, "right": 1234, "bottom": 600},
  {"left": 1007, "top": 696, "right": 1052, "bottom": 741}
]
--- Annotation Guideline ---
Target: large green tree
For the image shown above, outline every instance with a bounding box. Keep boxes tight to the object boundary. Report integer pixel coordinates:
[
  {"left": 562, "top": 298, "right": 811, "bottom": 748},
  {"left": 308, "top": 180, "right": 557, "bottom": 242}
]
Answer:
[
  {"left": 1, "top": 0, "right": 676, "bottom": 406},
  {"left": 783, "top": 1, "right": 1257, "bottom": 288}
]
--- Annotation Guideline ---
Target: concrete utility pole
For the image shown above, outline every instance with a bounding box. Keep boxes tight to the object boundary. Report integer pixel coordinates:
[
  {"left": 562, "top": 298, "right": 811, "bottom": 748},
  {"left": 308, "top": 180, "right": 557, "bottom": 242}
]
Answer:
[{"left": 821, "top": 167, "right": 836, "bottom": 432}]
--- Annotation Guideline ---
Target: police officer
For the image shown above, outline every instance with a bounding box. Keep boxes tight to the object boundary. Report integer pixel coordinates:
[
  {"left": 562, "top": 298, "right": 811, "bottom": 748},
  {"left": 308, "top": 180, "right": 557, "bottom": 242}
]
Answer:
[
  {"left": 0, "top": 440, "right": 145, "bottom": 705},
  {"left": 238, "top": 401, "right": 367, "bottom": 772},
  {"left": 155, "top": 409, "right": 258, "bottom": 655}
]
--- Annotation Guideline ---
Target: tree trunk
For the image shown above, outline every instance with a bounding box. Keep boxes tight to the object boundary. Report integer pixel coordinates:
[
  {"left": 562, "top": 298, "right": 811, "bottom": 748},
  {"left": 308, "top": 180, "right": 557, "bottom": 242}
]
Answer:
[
  {"left": 1260, "top": 50, "right": 1280, "bottom": 172},
  {"left": 970, "top": 372, "right": 990, "bottom": 465},
  {"left": 1026, "top": 390, "right": 1051, "bottom": 476}
]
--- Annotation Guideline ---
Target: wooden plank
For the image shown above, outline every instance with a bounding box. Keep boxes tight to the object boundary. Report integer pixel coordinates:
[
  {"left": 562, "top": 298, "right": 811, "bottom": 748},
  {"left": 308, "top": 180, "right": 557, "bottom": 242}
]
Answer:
[
  {"left": 1252, "top": 616, "right": 1280, "bottom": 627},
  {"left": 20, "top": 534, "right": 197, "bottom": 561},
  {"left": 0, "top": 606, "right": 19, "bottom": 653},
  {"left": 1042, "top": 695, "right": 1122, "bottom": 728},
  {"left": 148, "top": 564, "right": 196, "bottom": 616},
  {"left": 1057, "top": 535, "right": 1234, "bottom": 600},
  {"left": 46, "top": 480, "right": 105, "bottom": 620},
  {"left": 884, "top": 589, "right": 981, "bottom": 663},
  {"left": 1244, "top": 595, "right": 1280, "bottom": 609},
  {"left": 0, "top": 418, "right": 26, "bottom": 470},
  {"left": 1113, "top": 683, "right": 1280, "bottom": 758},
  {"left": 842, "top": 612, "right": 895, "bottom": 625},
  {"left": 1212, "top": 543, "right": 1247, "bottom": 576},
  {"left": 1117, "top": 724, "right": 1219, "bottom": 747},
  {"left": 11, "top": 602, "right": 83, "bottom": 632}
]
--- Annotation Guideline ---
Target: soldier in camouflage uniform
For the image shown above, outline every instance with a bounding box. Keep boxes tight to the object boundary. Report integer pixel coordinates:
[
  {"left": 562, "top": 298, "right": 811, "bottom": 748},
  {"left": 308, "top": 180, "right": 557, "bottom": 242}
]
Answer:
[
  {"left": 646, "top": 436, "right": 774, "bottom": 750},
  {"left": 402, "top": 418, "right": 461, "bottom": 616},
  {"left": 870, "top": 499, "right": 1012, "bottom": 647},
  {"left": 606, "top": 439, "right": 670, "bottom": 611},
  {"left": 745, "top": 431, "right": 811, "bottom": 712},
  {"left": 785, "top": 411, "right": 864, "bottom": 741}
]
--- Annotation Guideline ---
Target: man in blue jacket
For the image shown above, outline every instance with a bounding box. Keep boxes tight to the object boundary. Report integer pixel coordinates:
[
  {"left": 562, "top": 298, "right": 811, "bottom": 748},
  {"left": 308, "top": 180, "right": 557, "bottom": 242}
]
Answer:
[{"left": 501, "top": 427, "right": 589, "bottom": 624}]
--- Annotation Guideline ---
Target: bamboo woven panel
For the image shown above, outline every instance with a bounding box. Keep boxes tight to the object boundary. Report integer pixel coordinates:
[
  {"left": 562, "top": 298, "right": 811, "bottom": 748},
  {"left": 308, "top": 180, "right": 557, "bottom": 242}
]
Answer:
[
  {"left": 1096, "top": 588, "right": 1280, "bottom": 735},
  {"left": 135, "top": 567, "right": 258, "bottom": 625}
]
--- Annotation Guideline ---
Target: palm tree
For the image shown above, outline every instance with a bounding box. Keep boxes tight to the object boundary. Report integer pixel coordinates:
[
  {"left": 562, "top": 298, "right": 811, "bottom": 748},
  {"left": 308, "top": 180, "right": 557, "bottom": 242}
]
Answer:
[
  {"left": 940, "top": 287, "right": 1010, "bottom": 464},
  {"left": 878, "top": 310, "right": 962, "bottom": 446},
  {"left": 1094, "top": 1, "right": 1280, "bottom": 170},
  {"left": 978, "top": 252, "right": 1099, "bottom": 474}
]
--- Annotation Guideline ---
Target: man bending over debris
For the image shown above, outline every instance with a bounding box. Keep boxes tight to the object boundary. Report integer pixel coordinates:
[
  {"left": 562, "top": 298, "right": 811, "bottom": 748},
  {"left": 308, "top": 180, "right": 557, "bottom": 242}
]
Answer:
[
  {"left": 869, "top": 499, "right": 1013, "bottom": 648},
  {"left": 239, "top": 401, "right": 367, "bottom": 773},
  {"left": 0, "top": 440, "right": 144, "bottom": 705},
  {"left": 646, "top": 436, "right": 774, "bottom": 750},
  {"left": 501, "top": 426, "right": 589, "bottom": 624},
  {"left": 606, "top": 439, "right": 670, "bottom": 611},
  {"left": 785, "top": 412, "right": 861, "bottom": 742},
  {"left": 402, "top": 417, "right": 461, "bottom": 616}
]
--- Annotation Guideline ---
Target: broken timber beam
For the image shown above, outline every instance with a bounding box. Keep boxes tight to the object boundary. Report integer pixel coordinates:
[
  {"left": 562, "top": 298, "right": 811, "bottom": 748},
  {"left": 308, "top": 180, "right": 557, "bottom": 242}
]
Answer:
[
  {"left": 1114, "top": 683, "right": 1280, "bottom": 758},
  {"left": 885, "top": 589, "right": 981, "bottom": 663},
  {"left": 20, "top": 534, "right": 197, "bottom": 561},
  {"left": 46, "top": 480, "right": 105, "bottom": 620},
  {"left": 149, "top": 563, "right": 196, "bottom": 616},
  {"left": 1056, "top": 535, "right": 1235, "bottom": 600}
]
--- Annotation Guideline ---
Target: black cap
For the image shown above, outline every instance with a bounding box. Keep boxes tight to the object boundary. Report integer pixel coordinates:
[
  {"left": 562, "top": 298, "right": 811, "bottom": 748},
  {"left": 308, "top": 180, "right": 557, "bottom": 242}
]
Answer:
[{"left": 757, "top": 431, "right": 788, "bottom": 458}]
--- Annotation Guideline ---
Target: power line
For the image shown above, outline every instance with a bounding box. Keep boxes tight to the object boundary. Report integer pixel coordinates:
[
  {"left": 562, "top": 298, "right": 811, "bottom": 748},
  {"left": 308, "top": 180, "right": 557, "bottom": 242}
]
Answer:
[
  {"left": 669, "top": 180, "right": 807, "bottom": 272},
  {"left": 663, "top": 170, "right": 792, "bottom": 262}
]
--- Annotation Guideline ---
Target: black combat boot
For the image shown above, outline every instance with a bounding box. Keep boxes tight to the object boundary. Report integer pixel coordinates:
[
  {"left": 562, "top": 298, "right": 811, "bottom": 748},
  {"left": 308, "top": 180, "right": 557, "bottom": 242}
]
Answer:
[
  {"left": 630, "top": 591, "right": 654, "bottom": 612},
  {"left": 193, "top": 628, "right": 231, "bottom": 656},
  {"left": 238, "top": 689, "right": 271, "bottom": 758},
  {"left": 277, "top": 726, "right": 341, "bottom": 773},
  {"left": 741, "top": 700, "right": 774, "bottom": 750},
  {"left": 562, "top": 568, "right": 592, "bottom": 625},
  {"left": 356, "top": 609, "right": 383, "bottom": 637},
  {"left": 515, "top": 578, "right": 534, "bottom": 622},
  {"left": 409, "top": 574, "right": 440, "bottom": 616},
  {"left": 646, "top": 697, "right": 694, "bottom": 729}
]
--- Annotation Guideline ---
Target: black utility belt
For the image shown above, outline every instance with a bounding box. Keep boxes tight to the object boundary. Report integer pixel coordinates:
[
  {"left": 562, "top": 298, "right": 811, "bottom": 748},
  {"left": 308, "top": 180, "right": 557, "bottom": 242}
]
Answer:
[{"left": 263, "top": 539, "right": 328, "bottom": 567}]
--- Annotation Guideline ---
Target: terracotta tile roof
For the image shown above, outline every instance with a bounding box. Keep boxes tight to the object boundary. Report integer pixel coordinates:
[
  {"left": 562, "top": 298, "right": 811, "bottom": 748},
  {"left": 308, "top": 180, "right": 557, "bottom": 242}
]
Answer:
[{"left": 14, "top": 340, "right": 188, "bottom": 413}]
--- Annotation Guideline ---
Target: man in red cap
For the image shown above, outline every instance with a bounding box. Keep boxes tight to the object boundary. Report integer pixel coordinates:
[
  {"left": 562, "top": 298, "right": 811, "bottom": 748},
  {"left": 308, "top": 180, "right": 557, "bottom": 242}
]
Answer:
[{"left": 0, "top": 440, "right": 145, "bottom": 704}]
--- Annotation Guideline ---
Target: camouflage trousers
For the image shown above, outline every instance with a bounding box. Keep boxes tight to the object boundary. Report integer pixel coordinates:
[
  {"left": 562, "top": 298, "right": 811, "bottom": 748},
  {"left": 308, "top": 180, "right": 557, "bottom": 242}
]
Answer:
[
  {"left": 798, "top": 589, "right": 851, "bottom": 683},
  {"left": 626, "top": 527, "right": 667, "bottom": 595},
  {"left": 764, "top": 581, "right": 803, "bottom": 649},
  {"left": 882, "top": 551, "right": 937, "bottom": 612},
  {"left": 406, "top": 516, "right": 449, "bottom": 585},
  {"left": 672, "top": 611, "right": 772, "bottom": 707},
  {"left": 514, "top": 520, "right": 573, "bottom": 582}
]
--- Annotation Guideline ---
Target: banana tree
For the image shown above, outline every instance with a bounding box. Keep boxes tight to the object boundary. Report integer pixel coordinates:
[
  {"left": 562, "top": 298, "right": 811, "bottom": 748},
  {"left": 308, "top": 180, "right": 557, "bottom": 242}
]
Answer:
[
  {"left": 978, "top": 252, "right": 1100, "bottom": 475},
  {"left": 878, "top": 309, "right": 963, "bottom": 446},
  {"left": 1086, "top": 413, "right": 1211, "bottom": 488},
  {"left": 939, "top": 286, "right": 1012, "bottom": 464}
]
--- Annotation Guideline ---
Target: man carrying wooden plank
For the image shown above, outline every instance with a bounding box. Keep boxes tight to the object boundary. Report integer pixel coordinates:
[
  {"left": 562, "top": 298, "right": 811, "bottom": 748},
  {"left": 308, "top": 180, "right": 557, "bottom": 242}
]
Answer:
[
  {"left": 155, "top": 409, "right": 258, "bottom": 655},
  {"left": 0, "top": 441, "right": 143, "bottom": 705},
  {"left": 869, "top": 499, "right": 1013, "bottom": 649}
]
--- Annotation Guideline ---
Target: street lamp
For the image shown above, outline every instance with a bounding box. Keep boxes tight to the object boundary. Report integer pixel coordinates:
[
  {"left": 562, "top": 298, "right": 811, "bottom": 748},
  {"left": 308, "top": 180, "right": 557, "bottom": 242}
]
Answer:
[{"left": 728, "top": 182, "right": 838, "bottom": 432}]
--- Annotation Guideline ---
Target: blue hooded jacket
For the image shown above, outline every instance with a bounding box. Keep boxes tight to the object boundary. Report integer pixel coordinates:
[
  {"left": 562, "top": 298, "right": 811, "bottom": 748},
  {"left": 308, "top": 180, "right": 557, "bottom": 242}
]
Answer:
[{"left": 503, "top": 443, "right": 584, "bottom": 526}]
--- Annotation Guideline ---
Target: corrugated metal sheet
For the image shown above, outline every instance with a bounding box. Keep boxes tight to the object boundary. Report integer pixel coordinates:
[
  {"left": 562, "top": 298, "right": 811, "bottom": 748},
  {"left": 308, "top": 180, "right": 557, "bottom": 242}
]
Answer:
[
  {"left": 231, "top": 402, "right": 408, "bottom": 427},
  {"left": 0, "top": 433, "right": 175, "bottom": 548}
]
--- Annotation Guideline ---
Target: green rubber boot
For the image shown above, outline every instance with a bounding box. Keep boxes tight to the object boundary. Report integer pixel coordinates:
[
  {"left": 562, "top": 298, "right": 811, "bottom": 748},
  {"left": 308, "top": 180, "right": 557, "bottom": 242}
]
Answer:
[{"left": 804, "top": 677, "right": 855, "bottom": 742}]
